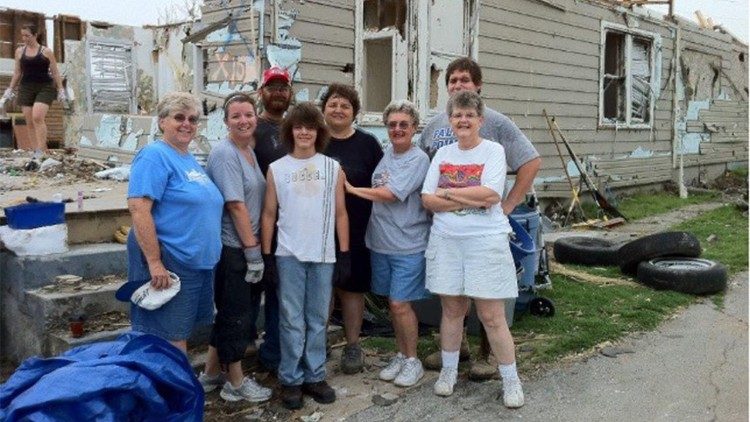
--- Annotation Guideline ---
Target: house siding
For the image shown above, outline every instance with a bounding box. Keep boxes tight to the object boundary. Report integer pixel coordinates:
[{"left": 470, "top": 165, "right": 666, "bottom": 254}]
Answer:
[{"left": 477, "top": 0, "right": 681, "bottom": 196}]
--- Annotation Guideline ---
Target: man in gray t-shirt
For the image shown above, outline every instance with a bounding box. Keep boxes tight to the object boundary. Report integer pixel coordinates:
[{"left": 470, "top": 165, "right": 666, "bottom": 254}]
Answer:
[{"left": 419, "top": 57, "right": 542, "bottom": 381}]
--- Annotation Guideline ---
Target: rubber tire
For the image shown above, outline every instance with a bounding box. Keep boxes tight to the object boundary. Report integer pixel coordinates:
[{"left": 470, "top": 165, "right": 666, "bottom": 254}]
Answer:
[
  {"left": 619, "top": 232, "right": 701, "bottom": 275},
  {"left": 636, "top": 257, "right": 727, "bottom": 295},
  {"left": 553, "top": 237, "right": 621, "bottom": 266}
]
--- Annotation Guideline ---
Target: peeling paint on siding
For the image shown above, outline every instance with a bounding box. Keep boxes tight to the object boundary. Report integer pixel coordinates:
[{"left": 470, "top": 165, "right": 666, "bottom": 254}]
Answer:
[
  {"left": 94, "top": 115, "right": 124, "bottom": 148},
  {"left": 200, "top": 109, "right": 228, "bottom": 144},
  {"left": 629, "top": 146, "right": 654, "bottom": 158},
  {"left": 686, "top": 100, "right": 710, "bottom": 120}
]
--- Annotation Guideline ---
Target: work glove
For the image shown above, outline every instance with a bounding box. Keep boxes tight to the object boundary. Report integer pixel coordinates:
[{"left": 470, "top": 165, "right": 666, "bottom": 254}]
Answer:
[
  {"left": 261, "top": 253, "right": 277, "bottom": 289},
  {"left": 57, "top": 88, "right": 66, "bottom": 103},
  {"left": 333, "top": 250, "right": 352, "bottom": 287},
  {"left": 243, "top": 246, "right": 264, "bottom": 283},
  {"left": 2, "top": 88, "right": 14, "bottom": 100}
]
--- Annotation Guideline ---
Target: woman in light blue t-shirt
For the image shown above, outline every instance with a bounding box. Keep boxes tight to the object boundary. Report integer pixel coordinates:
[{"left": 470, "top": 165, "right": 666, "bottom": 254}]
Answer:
[{"left": 122, "top": 92, "right": 223, "bottom": 353}]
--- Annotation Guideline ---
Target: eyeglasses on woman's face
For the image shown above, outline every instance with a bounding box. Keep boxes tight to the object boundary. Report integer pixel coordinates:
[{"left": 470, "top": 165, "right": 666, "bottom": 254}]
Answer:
[
  {"left": 171, "top": 113, "right": 200, "bottom": 125},
  {"left": 387, "top": 121, "right": 412, "bottom": 130}
]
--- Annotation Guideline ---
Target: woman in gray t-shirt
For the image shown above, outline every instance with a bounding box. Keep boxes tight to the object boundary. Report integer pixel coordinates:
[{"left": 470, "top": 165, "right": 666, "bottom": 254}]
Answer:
[{"left": 345, "top": 100, "right": 431, "bottom": 388}]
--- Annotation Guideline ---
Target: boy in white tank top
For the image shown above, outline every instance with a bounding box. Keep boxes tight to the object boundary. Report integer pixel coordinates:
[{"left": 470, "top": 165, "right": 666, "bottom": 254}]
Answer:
[{"left": 260, "top": 102, "right": 349, "bottom": 410}]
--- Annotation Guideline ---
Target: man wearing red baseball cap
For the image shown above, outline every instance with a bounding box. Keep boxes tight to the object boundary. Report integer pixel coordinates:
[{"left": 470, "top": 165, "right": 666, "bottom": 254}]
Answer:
[{"left": 254, "top": 66, "right": 293, "bottom": 375}]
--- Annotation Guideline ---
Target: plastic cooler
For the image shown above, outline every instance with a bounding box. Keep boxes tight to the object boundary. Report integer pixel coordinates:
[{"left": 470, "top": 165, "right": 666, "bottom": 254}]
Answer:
[{"left": 4, "top": 202, "right": 65, "bottom": 229}]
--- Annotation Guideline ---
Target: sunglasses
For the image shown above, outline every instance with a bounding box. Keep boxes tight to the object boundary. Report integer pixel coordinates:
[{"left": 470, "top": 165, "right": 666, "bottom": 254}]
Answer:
[
  {"left": 172, "top": 113, "right": 200, "bottom": 124},
  {"left": 387, "top": 121, "right": 412, "bottom": 130}
]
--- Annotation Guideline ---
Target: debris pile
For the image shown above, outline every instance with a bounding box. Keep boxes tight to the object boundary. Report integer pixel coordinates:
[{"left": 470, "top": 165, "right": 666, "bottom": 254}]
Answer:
[{"left": 0, "top": 149, "right": 119, "bottom": 185}]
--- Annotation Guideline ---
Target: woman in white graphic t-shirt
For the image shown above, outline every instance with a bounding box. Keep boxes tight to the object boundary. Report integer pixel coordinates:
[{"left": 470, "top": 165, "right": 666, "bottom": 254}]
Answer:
[{"left": 421, "top": 90, "right": 524, "bottom": 408}]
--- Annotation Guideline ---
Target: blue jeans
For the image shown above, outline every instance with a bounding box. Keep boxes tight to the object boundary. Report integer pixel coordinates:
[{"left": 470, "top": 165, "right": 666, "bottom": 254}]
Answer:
[{"left": 276, "top": 256, "right": 334, "bottom": 386}]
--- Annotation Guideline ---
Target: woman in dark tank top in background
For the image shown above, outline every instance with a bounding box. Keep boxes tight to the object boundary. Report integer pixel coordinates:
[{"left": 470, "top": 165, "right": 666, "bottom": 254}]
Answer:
[{"left": 4, "top": 24, "right": 65, "bottom": 156}]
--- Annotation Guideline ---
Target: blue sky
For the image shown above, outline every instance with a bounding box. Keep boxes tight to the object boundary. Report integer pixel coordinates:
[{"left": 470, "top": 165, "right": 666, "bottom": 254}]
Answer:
[{"left": 0, "top": 0, "right": 747, "bottom": 41}]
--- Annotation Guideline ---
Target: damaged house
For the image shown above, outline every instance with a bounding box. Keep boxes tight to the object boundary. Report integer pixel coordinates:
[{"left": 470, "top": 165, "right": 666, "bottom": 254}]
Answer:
[
  {"left": 192, "top": 0, "right": 748, "bottom": 197},
  {"left": 0, "top": 7, "right": 204, "bottom": 162},
  {"left": 3, "top": 1, "right": 747, "bottom": 198}
]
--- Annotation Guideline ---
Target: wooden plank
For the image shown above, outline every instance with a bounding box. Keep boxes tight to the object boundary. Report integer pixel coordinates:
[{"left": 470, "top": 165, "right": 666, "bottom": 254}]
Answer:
[
  {"left": 479, "top": 19, "right": 600, "bottom": 56},
  {"left": 478, "top": 38, "right": 599, "bottom": 69},
  {"left": 480, "top": 55, "right": 600, "bottom": 81},
  {"left": 482, "top": 0, "right": 600, "bottom": 32},
  {"left": 483, "top": 69, "right": 600, "bottom": 93},
  {"left": 480, "top": 5, "right": 601, "bottom": 42}
]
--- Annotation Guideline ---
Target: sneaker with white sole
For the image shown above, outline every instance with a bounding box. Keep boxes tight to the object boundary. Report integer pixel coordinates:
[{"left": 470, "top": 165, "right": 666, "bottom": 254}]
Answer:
[
  {"left": 379, "top": 353, "right": 405, "bottom": 381},
  {"left": 219, "top": 377, "right": 272, "bottom": 403},
  {"left": 197, "top": 371, "right": 224, "bottom": 393},
  {"left": 433, "top": 367, "right": 458, "bottom": 396},
  {"left": 503, "top": 380, "right": 525, "bottom": 408},
  {"left": 394, "top": 358, "right": 424, "bottom": 387}
]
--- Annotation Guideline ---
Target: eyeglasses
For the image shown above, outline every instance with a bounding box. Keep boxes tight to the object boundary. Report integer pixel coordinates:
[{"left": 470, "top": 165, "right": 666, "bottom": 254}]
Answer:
[
  {"left": 387, "top": 121, "right": 412, "bottom": 130},
  {"left": 449, "top": 112, "right": 479, "bottom": 120},
  {"left": 172, "top": 113, "right": 200, "bottom": 124}
]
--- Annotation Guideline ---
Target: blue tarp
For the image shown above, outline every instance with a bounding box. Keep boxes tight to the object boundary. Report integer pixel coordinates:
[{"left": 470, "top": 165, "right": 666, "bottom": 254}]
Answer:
[{"left": 0, "top": 332, "right": 204, "bottom": 421}]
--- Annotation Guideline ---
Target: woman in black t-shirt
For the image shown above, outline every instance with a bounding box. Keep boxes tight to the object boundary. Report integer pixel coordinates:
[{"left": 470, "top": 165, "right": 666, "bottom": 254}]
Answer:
[{"left": 321, "top": 83, "right": 383, "bottom": 375}]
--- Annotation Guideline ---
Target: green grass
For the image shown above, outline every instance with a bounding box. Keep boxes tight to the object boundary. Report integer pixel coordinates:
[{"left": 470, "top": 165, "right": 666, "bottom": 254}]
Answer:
[
  {"left": 672, "top": 205, "right": 749, "bottom": 273},
  {"left": 581, "top": 190, "right": 720, "bottom": 221},
  {"left": 508, "top": 277, "right": 695, "bottom": 370},
  {"left": 361, "top": 197, "right": 747, "bottom": 374}
]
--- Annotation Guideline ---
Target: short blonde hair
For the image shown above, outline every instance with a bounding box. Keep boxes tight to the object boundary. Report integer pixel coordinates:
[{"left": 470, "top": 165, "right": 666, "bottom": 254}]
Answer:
[
  {"left": 382, "top": 99, "right": 419, "bottom": 127},
  {"left": 157, "top": 92, "right": 201, "bottom": 120}
]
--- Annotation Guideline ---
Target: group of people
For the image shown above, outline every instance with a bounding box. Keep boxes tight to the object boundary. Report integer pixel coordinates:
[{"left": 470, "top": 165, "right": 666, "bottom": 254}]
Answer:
[{"left": 124, "top": 57, "right": 541, "bottom": 411}]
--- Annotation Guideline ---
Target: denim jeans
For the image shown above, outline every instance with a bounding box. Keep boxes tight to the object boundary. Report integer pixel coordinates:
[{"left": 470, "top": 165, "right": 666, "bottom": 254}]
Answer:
[{"left": 276, "top": 255, "right": 334, "bottom": 386}]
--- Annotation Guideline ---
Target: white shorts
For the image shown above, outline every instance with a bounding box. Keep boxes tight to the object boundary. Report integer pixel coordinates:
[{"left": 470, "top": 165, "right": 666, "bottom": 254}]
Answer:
[{"left": 425, "top": 231, "right": 518, "bottom": 299}]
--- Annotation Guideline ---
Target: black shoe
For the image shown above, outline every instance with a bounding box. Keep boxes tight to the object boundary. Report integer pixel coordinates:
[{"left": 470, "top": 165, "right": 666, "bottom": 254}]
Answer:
[
  {"left": 281, "top": 385, "right": 303, "bottom": 410},
  {"left": 301, "top": 380, "right": 336, "bottom": 404}
]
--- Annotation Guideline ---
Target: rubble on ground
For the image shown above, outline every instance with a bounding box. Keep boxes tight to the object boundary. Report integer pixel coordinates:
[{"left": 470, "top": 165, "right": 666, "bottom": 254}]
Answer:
[{"left": 0, "top": 149, "right": 121, "bottom": 186}]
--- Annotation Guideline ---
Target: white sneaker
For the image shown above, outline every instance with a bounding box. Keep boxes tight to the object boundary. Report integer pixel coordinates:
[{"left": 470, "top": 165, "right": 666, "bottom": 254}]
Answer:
[
  {"left": 220, "top": 377, "right": 273, "bottom": 403},
  {"left": 394, "top": 358, "right": 424, "bottom": 387},
  {"left": 197, "top": 371, "right": 224, "bottom": 393},
  {"left": 433, "top": 367, "right": 458, "bottom": 396},
  {"left": 503, "top": 380, "right": 525, "bottom": 408},
  {"left": 379, "top": 353, "right": 406, "bottom": 381}
]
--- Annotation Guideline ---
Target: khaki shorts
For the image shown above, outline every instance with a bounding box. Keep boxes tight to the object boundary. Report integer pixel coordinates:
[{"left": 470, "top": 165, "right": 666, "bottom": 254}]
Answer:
[
  {"left": 425, "top": 231, "right": 518, "bottom": 299},
  {"left": 18, "top": 81, "right": 56, "bottom": 107}
]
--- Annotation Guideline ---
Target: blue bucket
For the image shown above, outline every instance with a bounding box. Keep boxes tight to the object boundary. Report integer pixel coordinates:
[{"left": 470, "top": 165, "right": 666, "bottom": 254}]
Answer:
[
  {"left": 508, "top": 216, "right": 535, "bottom": 264},
  {"left": 510, "top": 205, "right": 541, "bottom": 286}
]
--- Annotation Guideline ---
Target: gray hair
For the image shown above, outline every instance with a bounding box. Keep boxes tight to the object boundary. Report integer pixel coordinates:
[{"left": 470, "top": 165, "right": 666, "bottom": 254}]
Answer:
[
  {"left": 382, "top": 99, "right": 420, "bottom": 127},
  {"left": 446, "top": 90, "right": 484, "bottom": 118},
  {"left": 157, "top": 92, "right": 201, "bottom": 119}
]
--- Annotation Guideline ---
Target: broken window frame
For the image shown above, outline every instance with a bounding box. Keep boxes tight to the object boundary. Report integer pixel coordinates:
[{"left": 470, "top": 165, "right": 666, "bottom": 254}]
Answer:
[
  {"left": 599, "top": 23, "right": 657, "bottom": 129},
  {"left": 354, "top": 1, "right": 478, "bottom": 125},
  {"left": 85, "top": 36, "right": 137, "bottom": 114},
  {"left": 355, "top": 1, "right": 411, "bottom": 124}
]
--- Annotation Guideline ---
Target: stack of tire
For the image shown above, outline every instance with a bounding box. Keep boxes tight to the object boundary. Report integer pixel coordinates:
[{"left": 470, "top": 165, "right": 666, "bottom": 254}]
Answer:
[{"left": 553, "top": 232, "right": 727, "bottom": 295}]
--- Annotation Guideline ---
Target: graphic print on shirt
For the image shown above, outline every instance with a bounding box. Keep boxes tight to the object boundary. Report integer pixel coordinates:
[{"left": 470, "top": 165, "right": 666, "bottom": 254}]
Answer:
[
  {"left": 438, "top": 162, "right": 487, "bottom": 216},
  {"left": 429, "top": 127, "right": 457, "bottom": 153},
  {"left": 371, "top": 169, "right": 390, "bottom": 188},
  {"left": 282, "top": 164, "right": 327, "bottom": 196},
  {"left": 186, "top": 169, "right": 211, "bottom": 185}
]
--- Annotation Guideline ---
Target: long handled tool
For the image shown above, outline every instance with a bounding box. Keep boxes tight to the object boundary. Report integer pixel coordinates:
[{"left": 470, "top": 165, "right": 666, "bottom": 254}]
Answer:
[
  {"left": 542, "top": 109, "right": 585, "bottom": 226},
  {"left": 550, "top": 116, "right": 627, "bottom": 221}
]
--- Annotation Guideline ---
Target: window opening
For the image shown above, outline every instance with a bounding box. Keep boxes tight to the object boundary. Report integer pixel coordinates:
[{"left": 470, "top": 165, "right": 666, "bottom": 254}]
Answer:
[
  {"left": 363, "top": 37, "right": 392, "bottom": 112},
  {"left": 601, "top": 26, "right": 655, "bottom": 127},
  {"left": 363, "top": 0, "right": 406, "bottom": 36}
]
